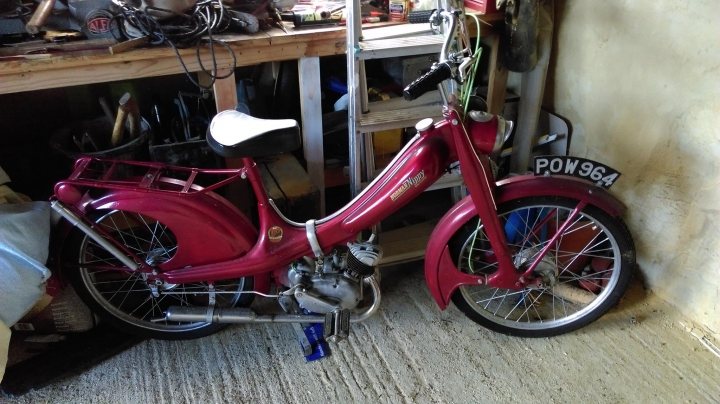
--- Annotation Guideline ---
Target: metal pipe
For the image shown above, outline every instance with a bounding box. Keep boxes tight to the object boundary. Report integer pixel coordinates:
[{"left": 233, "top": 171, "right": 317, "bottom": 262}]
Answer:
[
  {"left": 346, "top": 0, "right": 362, "bottom": 196},
  {"left": 51, "top": 201, "right": 139, "bottom": 271},
  {"left": 165, "top": 276, "right": 382, "bottom": 324},
  {"left": 510, "top": 0, "right": 555, "bottom": 173},
  {"left": 351, "top": 275, "right": 382, "bottom": 322}
]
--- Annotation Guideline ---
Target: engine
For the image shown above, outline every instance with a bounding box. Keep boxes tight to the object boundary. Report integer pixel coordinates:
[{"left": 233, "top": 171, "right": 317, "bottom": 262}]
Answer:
[{"left": 281, "top": 241, "right": 382, "bottom": 314}]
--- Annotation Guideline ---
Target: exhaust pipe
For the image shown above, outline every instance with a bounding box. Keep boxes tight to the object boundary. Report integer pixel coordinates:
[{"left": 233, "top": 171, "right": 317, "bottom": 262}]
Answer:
[
  {"left": 165, "top": 276, "right": 382, "bottom": 324},
  {"left": 165, "top": 306, "right": 326, "bottom": 324}
]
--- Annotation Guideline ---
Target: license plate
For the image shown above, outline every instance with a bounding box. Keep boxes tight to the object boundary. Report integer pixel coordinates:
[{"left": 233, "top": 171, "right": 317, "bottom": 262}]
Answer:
[{"left": 533, "top": 156, "right": 621, "bottom": 189}]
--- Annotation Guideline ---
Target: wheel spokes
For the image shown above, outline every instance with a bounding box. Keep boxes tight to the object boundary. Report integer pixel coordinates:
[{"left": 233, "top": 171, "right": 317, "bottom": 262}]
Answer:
[
  {"left": 459, "top": 202, "right": 621, "bottom": 329},
  {"left": 77, "top": 210, "right": 247, "bottom": 332}
]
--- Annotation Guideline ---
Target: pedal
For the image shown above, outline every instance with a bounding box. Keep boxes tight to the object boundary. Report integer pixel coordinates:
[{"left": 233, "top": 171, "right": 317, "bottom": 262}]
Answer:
[{"left": 323, "top": 309, "right": 351, "bottom": 342}]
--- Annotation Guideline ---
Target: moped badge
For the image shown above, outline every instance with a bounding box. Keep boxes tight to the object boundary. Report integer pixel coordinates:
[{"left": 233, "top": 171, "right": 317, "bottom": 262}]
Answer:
[{"left": 268, "top": 226, "right": 284, "bottom": 242}]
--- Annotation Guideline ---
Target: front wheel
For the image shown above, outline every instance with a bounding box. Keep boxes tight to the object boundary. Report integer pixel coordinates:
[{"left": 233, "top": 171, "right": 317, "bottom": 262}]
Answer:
[
  {"left": 63, "top": 209, "right": 254, "bottom": 340},
  {"left": 450, "top": 196, "right": 635, "bottom": 337}
]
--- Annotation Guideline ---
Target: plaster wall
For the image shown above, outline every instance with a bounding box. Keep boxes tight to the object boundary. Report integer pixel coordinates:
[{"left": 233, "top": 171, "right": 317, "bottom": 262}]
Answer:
[{"left": 548, "top": 0, "right": 720, "bottom": 333}]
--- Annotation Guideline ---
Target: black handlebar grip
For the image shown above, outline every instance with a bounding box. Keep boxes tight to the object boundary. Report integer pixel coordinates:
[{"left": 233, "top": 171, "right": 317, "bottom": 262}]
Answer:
[
  {"left": 403, "top": 62, "right": 452, "bottom": 101},
  {"left": 408, "top": 9, "right": 435, "bottom": 24}
]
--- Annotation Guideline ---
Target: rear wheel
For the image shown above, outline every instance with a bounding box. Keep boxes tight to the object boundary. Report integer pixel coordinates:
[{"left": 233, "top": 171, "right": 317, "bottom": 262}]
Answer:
[
  {"left": 451, "top": 196, "right": 635, "bottom": 337},
  {"left": 65, "top": 209, "right": 253, "bottom": 340}
]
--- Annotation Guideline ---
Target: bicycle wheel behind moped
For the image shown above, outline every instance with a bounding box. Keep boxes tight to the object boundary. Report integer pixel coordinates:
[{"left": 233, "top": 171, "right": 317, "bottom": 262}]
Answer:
[
  {"left": 63, "top": 209, "right": 254, "bottom": 340},
  {"left": 451, "top": 196, "right": 635, "bottom": 337}
]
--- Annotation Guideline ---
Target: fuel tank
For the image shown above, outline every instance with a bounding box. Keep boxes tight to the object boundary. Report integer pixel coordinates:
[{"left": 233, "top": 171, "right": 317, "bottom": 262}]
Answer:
[{"left": 341, "top": 134, "right": 450, "bottom": 233}]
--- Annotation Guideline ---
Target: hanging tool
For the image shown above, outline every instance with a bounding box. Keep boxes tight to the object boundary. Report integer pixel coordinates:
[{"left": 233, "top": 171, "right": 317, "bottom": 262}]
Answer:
[
  {"left": 270, "top": 6, "right": 288, "bottom": 33},
  {"left": 25, "top": 0, "right": 57, "bottom": 35}
]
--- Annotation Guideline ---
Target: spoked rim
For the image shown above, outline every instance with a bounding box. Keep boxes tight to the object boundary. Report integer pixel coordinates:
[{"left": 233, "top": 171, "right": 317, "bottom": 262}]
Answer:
[
  {"left": 76, "top": 210, "right": 246, "bottom": 333},
  {"left": 457, "top": 202, "right": 623, "bottom": 331}
]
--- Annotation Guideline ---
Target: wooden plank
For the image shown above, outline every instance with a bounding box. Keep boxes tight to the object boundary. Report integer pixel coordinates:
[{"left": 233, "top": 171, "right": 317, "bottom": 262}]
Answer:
[
  {"left": 366, "top": 90, "right": 442, "bottom": 111},
  {"left": 0, "top": 27, "right": 344, "bottom": 76},
  {"left": 485, "top": 32, "right": 508, "bottom": 115},
  {"left": 298, "top": 56, "right": 325, "bottom": 215},
  {"left": 209, "top": 68, "right": 238, "bottom": 112},
  {"left": 358, "top": 35, "right": 444, "bottom": 60},
  {"left": 361, "top": 23, "right": 436, "bottom": 40},
  {"left": 0, "top": 34, "right": 344, "bottom": 95},
  {"left": 358, "top": 104, "right": 443, "bottom": 133},
  {"left": 109, "top": 37, "right": 149, "bottom": 55},
  {"left": 379, "top": 220, "right": 437, "bottom": 266},
  {"left": 0, "top": 42, "right": 343, "bottom": 94}
]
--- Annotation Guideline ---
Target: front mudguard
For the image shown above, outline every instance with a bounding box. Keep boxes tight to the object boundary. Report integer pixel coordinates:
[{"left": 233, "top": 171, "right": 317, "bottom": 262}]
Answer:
[{"left": 424, "top": 174, "right": 627, "bottom": 309}]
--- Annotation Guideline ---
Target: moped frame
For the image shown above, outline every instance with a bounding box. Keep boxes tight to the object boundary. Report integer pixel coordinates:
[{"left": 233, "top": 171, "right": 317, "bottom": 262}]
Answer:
[{"left": 52, "top": 105, "right": 492, "bottom": 271}]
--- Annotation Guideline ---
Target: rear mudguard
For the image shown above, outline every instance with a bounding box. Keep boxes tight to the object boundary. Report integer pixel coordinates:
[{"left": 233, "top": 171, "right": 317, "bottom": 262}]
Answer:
[
  {"left": 424, "top": 174, "right": 627, "bottom": 309},
  {"left": 60, "top": 189, "right": 271, "bottom": 292}
]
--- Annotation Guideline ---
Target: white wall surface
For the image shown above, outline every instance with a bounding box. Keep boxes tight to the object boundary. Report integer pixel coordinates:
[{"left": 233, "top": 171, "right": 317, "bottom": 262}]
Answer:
[{"left": 549, "top": 0, "right": 720, "bottom": 333}]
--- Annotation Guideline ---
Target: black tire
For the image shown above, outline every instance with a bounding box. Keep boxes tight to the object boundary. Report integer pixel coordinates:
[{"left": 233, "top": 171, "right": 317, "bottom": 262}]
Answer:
[
  {"left": 501, "top": 0, "right": 539, "bottom": 72},
  {"left": 450, "top": 196, "right": 635, "bottom": 337},
  {"left": 63, "top": 209, "right": 254, "bottom": 340}
]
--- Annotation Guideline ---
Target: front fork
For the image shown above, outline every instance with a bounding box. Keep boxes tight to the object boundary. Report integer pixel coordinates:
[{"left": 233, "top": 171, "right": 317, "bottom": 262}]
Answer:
[
  {"left": 447, "top": 110, "right": 516, "bottom": 289},
  {"left": 446, "top": 109, "right": 584, "bottom": 290}
]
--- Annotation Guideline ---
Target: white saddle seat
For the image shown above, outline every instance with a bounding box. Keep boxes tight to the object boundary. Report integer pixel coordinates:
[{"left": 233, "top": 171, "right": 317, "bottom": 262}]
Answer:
[{"left": 208, "top": 110, "right": 301, "bottom": 158}]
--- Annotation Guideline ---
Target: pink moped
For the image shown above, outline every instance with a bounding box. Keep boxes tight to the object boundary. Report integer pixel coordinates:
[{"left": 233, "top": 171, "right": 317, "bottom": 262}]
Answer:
[{"left": 50, "top": 9, "right": 635, "bottom": 341}]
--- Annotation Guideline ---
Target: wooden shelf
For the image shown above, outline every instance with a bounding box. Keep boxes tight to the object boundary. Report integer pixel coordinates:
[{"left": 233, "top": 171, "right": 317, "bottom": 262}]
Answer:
[
  {"left": 359, "top": 104, "right": 444, "bottom": 133},
  {"left": 357, "top": 35, "right": 444, "bottom": 60}
]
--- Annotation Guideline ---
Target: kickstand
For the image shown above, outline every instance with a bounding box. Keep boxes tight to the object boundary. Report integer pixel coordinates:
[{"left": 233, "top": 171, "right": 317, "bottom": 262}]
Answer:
[{"left": 291, "top": 323, "right": 313, "bottom": 356}]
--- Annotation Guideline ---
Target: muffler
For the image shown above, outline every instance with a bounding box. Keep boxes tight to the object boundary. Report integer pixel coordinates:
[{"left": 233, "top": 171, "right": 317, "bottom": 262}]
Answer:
[
  {"left": 165, "top": 306, "right": 326, "bottom": 324},
  {"left": 165, "top": 276, "right": 382, "bottom": 324}
]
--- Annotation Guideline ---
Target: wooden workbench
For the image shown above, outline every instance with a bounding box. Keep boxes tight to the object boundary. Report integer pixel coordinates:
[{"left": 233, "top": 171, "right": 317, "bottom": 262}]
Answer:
[
  {"left": 0, "top": 25, "right": 347, "bottom": 94},
  {"left": 0, "top": 15, "right": 505, "bottom": 213}
]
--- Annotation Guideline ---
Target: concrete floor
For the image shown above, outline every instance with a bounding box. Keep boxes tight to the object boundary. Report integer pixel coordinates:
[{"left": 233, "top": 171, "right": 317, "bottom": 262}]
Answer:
[{"left": 3, "top": 264, "right": 719, "bottom": 403}]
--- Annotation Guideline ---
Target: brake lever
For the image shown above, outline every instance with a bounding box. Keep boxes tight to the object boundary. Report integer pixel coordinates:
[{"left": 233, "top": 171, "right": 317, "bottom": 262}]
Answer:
[{"left": 457, "top": 56, "right": 474, "bottom": 83}]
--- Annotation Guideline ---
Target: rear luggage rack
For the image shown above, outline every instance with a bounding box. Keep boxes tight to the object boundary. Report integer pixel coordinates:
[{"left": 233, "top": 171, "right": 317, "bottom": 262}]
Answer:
[{"left": 61, "top": 157, "right": 245, "bottom": 195}]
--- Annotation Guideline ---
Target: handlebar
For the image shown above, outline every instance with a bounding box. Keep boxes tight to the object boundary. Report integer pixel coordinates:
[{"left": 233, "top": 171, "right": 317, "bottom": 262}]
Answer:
[
  {"left": 403, "top": 62, "right": 452, "bottom": 100},
  {"left": 402, "top": 10, "right": 472, "bottom": 102}
]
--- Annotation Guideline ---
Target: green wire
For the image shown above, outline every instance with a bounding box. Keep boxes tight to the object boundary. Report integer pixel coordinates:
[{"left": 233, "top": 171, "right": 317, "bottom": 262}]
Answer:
[
  {"left": 460, "top": 13, "right": 483, "bottom": 116},
  {"left": 462, "top": 14, "right": 484, "bottom": 271}
]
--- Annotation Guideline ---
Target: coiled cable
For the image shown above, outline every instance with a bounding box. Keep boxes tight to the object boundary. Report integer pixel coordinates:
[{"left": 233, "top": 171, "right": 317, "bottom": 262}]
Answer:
[{"left": 112, "top": 0, "right": 242, "bottom": 93}]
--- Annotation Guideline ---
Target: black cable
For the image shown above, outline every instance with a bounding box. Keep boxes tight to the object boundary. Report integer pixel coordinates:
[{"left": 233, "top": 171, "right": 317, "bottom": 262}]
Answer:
[
  {"left": 0, "top": 1, "right": 31, "bottom": 19},
  {"left": 113, "top": 0, "right": 239, "bottom": 93}
]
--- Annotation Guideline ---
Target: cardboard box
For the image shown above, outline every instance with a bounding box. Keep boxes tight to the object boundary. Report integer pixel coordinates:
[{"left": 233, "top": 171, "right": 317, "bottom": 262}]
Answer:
[{"left": 464, "top": 0, "right": 498, "bottom": 14}]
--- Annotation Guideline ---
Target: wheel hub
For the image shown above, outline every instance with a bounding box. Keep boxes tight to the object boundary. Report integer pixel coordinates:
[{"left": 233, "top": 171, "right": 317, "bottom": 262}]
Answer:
[
  {"left": 145, "top": 248, "right": 177, "bottom": 292},
  {"left": 145, "top": 247, "right": 170, "bottom": 266},
  {"left": 533, "top": 257, "right": 558, "bottom": 288},
  {"left": 514, "top": 247, "right": 558, "bottom": 288}
]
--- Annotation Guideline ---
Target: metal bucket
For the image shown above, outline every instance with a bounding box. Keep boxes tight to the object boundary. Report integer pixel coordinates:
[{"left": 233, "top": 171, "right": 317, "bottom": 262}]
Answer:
[{"left": 49, "top": 116, "right": 151, "bottom": 161}]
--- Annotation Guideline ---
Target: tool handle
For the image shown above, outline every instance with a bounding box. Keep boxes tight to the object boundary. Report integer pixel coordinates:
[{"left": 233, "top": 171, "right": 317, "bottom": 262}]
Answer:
[
  {"left": 26, "top": 0, "right": 57, "bottom": 35},
  {"left": 111, "top": 108, "right": 128, "bottom": 147},
  {"left": 119, "top": 93, "right": 141, "bottom": 139}
]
